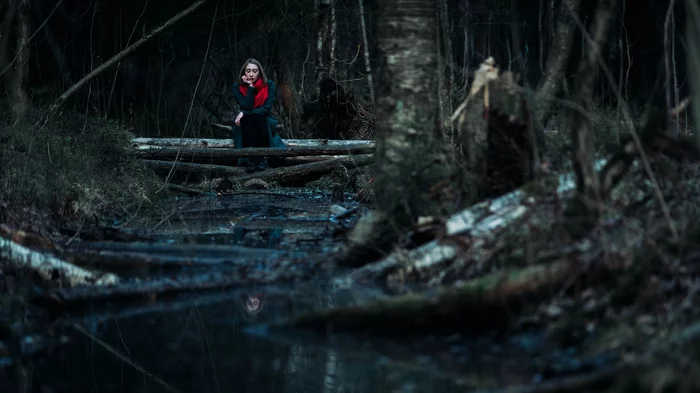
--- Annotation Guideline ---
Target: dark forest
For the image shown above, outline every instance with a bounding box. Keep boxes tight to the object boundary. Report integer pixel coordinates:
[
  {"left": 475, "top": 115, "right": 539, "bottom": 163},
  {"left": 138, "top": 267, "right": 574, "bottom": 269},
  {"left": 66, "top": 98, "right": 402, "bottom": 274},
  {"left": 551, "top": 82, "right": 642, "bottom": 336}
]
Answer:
[{"left": 1, "top": 0, "right": 700, "bottom": 392}]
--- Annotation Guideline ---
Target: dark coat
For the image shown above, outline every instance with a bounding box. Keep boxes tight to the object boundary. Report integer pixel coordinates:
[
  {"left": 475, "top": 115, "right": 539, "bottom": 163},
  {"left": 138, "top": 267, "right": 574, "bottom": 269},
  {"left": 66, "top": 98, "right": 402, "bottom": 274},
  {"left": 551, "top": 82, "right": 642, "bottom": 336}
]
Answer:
[{"left": 231, "top": 80, "right": 285, "bottom": 166}]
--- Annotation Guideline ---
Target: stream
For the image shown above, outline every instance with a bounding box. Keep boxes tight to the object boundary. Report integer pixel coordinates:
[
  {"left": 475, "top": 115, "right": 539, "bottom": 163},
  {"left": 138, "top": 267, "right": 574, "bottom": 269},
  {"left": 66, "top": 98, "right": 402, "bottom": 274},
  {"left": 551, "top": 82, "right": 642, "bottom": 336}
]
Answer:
[{"left": 1, "top": 188, "right": 611, "bottom": 393}]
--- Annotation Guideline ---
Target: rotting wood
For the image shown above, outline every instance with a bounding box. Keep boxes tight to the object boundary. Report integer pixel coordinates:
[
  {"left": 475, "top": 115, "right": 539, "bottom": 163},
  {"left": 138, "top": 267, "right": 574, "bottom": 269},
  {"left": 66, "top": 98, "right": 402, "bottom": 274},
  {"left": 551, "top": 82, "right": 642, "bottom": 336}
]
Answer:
[
  {"left": 283, "top": 260, "right": 575, "bottom": 334},
  {"left": 38, "top": 266, "right": 309, "bottom": 308},
  {"left": 65, "top": 241, "right": 304, "bottom": 259},
  {"left": 166, "top": 183, "right": 215, "bottom": 196},
  {"left": 336, "top": 158, "right": 610, "bottom": 283},
  {"left": 142, "top": 160, "right": 246, "bottom": 176},
  {"left": 131, "top": 137, "right": 375, "bottom": 149},
  {"left": 133, "top": 138, "right": 236, "bottom": 148},
  {"left": 129, "top": 144, "right": 374, "bottom": 161},
  {"left": 65, "top": 250, "right": 299, "bottom": 268},
  {"left": 338, "top": 194, "right": 533, "bottom": 284},
  {"left": 229, "top": 154, "right": 374, "bottom": 186},
  {"left": 0, "top": 237, "right": 120, "bottom": 287},
  {"left": 446, "top": 159, "right": 608, "bottom": 236}
]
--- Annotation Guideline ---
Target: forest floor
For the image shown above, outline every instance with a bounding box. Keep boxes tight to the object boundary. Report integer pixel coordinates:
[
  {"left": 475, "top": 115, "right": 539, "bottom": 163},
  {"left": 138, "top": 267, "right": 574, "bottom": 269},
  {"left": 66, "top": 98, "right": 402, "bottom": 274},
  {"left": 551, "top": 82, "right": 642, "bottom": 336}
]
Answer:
[{"left": 2, "top": 108, "right": 700, "bottom": 392}]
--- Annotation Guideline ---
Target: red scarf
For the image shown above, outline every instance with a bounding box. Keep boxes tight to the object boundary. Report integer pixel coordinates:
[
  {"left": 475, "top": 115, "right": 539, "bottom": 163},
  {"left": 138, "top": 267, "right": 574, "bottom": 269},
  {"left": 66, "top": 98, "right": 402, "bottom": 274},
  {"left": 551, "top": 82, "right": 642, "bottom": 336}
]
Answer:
[{"left": 239, "top": 77, "right": 269, "bottom": 108}]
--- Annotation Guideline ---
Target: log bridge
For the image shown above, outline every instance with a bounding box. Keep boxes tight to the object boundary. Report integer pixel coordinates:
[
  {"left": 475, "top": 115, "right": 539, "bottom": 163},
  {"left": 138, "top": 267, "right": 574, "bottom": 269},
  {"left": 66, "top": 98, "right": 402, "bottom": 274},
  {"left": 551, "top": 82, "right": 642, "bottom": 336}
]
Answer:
[{"left": 129, "top": 131, "right": 376, "bottom": 191}]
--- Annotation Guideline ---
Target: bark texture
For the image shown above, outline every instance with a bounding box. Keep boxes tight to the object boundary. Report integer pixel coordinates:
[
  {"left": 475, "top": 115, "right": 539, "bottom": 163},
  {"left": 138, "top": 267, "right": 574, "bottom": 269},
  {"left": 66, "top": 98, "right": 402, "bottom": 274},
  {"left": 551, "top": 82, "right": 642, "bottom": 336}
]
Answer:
[
  {"left": 374, "top": 0, "right": 443, "bottom": 222},
  {"left": 11, "top": 0, "right": 30, "bottom": 122},
  {"left": 534, "top": 0, "right": 581, "bottom": 127}
]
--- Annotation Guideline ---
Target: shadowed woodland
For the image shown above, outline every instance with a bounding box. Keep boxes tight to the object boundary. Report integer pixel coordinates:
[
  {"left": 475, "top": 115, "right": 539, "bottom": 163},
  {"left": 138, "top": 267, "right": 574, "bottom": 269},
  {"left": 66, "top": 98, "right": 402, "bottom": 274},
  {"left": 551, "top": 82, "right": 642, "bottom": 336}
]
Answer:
[{"left": 2, "top": 0, "right": 700, "bottom": 392}]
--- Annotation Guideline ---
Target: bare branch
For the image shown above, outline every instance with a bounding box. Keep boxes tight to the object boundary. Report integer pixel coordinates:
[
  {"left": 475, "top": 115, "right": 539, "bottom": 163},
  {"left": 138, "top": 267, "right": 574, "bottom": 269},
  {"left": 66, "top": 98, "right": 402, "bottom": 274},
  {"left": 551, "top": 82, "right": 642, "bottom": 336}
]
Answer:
[{"left": 47, "top": 0, "right": 208, "bottom": 116}]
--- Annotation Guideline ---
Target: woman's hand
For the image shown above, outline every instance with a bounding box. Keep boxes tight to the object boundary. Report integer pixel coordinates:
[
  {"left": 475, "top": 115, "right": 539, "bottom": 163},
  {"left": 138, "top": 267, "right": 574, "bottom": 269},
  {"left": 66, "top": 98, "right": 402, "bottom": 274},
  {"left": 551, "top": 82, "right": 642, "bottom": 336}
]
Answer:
[
  {"left": 235, "top": 111, "right": 244, "bottom": 126},
  {"left": 241, "top": 75, "right": 254, "bottom": 87}
]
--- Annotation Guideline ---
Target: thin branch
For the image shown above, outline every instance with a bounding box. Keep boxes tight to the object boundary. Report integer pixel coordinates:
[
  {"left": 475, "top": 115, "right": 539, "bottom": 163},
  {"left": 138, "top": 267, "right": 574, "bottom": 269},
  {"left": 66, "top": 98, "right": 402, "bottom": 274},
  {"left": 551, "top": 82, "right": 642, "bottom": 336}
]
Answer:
[{"left": 46, "top": 0, "right": 208, "bottom": 116}]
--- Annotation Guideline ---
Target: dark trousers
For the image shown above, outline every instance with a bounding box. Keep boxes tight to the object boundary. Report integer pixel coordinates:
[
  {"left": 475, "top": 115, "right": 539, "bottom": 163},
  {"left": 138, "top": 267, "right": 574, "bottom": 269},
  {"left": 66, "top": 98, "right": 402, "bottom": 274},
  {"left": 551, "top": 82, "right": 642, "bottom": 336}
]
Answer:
[{"left": 240, "top": 114, "right": 270, "bottom": 148}]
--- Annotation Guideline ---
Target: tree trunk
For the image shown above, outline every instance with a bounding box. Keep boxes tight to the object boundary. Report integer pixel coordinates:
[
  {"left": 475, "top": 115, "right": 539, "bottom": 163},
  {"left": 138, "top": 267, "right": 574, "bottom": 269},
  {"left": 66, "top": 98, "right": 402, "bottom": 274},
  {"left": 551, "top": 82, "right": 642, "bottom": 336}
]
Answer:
[
  {"left": 357, "top": 0, "right": 375, "bottom": 103},
  {"left": 315, "top": 0, "right": 333, "bottom": 87},
  {"left": 374, "top": 0, "right": 444, "bottom": 223},
  {"left": 566, "top": 0, "right": 618, "bottom": 236},
  {"left": 688, "top": 0, "right": 700, "bottom": 149},
  {"left": 11, "top": 0, "right": 30, "bottom": 123},
  {"left": 534, "top": 0, "right": 581, "bottom": 128}
]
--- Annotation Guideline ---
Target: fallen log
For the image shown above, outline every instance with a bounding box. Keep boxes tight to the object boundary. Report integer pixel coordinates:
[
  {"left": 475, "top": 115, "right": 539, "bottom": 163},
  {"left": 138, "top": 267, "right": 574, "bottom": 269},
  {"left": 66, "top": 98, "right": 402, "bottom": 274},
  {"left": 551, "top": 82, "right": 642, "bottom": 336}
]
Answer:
[
  {"left": 445, "top": 159, "right": 608, "bottom": 236},
  {"left": 131, "top": 137, "right": 375, "bottom": 148},
  {"left": 229, "top": 154, "right": 374, "bottom": 186},
  {"left": 65, "top": 241, "right": 304, "bottom": 259},
  {"left": 337, "top": 161, "right": 607, "bottom": 284},
  {"left": 141, "top": 160, "right": 245, "bottom": 177},
  {"left": 66, "top": 250, "right": 278, "bottom": 268},
  {"left": 129, "top": 144, "right": 375, "bottom": 162},
  {"left": 166, "top": 183, "right": 215, "bottom": 196},
  {"left": 143, "top": 157, "right": 350, "bottom": 176},
  {"left": 38, "top": 267, "right": 302, "bottom": 308},
  {"left": 279, "top": 260, "right": 574, "bottom": 335},
  {"left": 0, "top": 237, "right": 119, "bottom": 287}
]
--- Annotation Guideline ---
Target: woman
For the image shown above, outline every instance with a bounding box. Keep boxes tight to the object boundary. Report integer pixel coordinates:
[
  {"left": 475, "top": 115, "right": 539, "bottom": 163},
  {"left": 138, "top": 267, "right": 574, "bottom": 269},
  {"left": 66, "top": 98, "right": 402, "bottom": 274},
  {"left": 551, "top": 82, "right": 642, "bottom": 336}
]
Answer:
[{"left": 231, "top": 58, "right": 286, "bottom": 172}]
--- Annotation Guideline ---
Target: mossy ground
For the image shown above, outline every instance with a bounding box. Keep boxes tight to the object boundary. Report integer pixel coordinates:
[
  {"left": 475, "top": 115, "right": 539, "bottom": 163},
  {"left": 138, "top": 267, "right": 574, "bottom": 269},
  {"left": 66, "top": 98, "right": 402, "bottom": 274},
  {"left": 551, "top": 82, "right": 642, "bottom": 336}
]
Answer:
[{"left": 0, "top": 107, "right": 164, "bottom": 233}]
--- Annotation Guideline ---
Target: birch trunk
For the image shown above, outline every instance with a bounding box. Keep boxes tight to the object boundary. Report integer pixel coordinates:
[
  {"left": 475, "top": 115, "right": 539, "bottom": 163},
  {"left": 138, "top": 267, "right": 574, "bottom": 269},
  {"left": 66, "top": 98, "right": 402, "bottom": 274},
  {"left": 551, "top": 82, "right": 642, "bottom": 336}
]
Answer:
[{"left": 374, "top": 0, "right": 444, "bottom": 223}]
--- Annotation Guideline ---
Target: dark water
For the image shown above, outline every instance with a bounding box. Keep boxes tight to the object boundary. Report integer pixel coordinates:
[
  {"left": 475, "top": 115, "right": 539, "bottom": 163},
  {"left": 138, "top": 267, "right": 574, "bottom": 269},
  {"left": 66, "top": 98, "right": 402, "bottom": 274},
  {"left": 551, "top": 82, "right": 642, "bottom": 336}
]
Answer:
[
  {"left": 1, "top": 191, "right": 613, "bottom": 392},
  {"left": 7, "top": 285, "right": 477, "bottom": 393}
]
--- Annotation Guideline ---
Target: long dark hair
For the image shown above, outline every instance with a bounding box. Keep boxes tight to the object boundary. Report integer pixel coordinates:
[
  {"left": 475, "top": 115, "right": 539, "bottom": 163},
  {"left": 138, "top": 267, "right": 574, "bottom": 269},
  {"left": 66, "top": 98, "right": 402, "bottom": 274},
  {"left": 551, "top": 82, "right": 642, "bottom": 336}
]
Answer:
[{"left": 238, "top": 58, "right": 269, "bottom": 84}]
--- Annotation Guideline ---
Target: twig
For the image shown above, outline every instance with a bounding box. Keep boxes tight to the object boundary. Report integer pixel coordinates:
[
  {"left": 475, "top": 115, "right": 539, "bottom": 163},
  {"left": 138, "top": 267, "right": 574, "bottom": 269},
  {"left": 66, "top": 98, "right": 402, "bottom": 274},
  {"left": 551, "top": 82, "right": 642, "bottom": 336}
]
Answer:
[{"left": 71, "top": 323, "right": 181, "bottom": 393}]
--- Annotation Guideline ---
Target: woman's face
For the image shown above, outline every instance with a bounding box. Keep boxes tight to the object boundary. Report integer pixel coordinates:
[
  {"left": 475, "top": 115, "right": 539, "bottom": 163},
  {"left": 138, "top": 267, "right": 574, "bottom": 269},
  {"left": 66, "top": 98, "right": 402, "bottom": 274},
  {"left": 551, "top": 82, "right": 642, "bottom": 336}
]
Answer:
[{"left": 245, "top": 63, "right": 260, "bottom": 83}]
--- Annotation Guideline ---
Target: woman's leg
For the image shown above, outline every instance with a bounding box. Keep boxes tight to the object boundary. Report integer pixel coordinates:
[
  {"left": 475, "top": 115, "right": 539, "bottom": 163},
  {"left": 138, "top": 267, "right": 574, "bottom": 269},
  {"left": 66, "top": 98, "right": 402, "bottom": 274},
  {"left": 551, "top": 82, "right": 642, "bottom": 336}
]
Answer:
[
  {"left": 240, "top": 114, "right": 271, "bottom": 171},
  {"left": 240, "top": 114, "right": 270, "bottom": 147}
]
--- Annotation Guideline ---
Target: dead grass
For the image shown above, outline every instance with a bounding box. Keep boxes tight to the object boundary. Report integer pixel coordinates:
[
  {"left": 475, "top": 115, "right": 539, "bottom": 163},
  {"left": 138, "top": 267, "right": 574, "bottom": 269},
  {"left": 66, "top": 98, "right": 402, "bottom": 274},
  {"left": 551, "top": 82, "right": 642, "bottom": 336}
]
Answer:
[{"left": 0, "top": 107, "right": 163, "bottom": 228}]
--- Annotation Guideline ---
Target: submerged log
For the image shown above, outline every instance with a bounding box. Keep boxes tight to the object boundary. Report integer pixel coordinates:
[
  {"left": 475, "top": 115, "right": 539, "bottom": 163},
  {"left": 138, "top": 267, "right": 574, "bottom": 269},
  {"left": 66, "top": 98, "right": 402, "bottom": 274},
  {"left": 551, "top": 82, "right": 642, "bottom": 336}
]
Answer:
[
  {"left": 230, "top": 154, "right": 374, "bottom": 186},
  {"left": 67, "top": 250, "right": 279, "bottom": 268},
  {"left": 0, "top": 237, "right": 119, "bottom": 287},
  {"left": 131, "top": 137, "right": 375, "bottom": 149},
  {"left": 65, "top": 241, "right": 303, "bottom": 259},
  {"left": 39, "top": 268, "right": 300, "bottom": 308},
  {"left": 129, "top": 144, "right": 374, "bottom": 162},
  {"left": 281, "top": 260, "right": 574, "bottom": 334}
]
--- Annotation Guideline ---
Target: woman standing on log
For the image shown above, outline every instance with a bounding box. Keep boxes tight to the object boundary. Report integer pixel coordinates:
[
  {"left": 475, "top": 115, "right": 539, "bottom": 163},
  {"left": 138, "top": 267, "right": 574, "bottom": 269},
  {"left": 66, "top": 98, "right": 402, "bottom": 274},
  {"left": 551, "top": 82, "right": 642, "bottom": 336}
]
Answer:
[{"left": 232, "top": 58, "right": 286, "bottom": 172}]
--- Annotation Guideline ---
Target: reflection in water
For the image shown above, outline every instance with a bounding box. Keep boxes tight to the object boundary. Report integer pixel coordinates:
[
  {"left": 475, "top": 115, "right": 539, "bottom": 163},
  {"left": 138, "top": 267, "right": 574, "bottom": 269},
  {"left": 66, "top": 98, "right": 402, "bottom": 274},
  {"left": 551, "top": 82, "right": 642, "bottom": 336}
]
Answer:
[
  {"left": 12, "top": 287, "right": 461, "bottom": 393},
  {"left": 242, "top": 293, "right": 265, "bottom": 317}
]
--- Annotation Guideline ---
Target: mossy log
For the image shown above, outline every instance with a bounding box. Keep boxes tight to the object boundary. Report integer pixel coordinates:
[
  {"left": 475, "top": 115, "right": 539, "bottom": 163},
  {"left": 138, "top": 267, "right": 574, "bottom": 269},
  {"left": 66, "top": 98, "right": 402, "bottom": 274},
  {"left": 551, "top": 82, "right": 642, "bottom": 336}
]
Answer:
[{"left": 282, "top": 261, "right": 573, "bottom": 335}]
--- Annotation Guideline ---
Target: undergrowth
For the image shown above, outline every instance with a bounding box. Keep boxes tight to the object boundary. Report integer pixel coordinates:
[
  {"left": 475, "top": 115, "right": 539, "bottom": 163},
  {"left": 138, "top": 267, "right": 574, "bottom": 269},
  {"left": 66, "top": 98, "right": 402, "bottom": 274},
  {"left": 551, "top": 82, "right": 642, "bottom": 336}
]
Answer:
[{"left": 0, "top": 107, "right": 163, "bottom": 226}]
